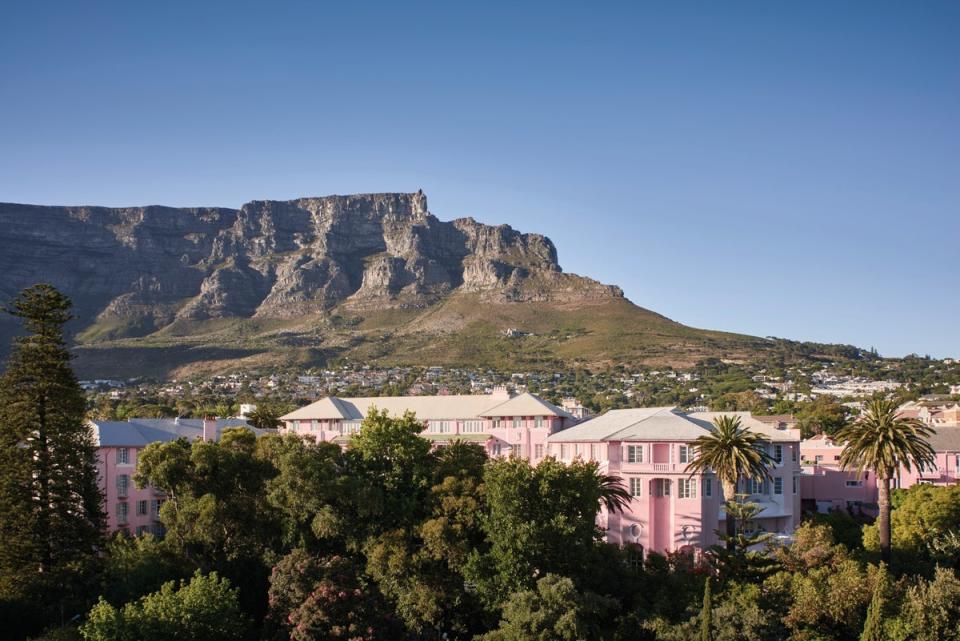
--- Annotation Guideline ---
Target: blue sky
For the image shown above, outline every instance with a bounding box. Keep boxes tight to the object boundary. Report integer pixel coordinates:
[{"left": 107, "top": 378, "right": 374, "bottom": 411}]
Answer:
[{"left": 1, "top": 2, "right": 957, "bottom": 357}]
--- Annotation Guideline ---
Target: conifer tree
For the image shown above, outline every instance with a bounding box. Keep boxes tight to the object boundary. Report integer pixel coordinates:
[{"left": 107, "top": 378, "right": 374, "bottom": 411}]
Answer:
[
  {"left": 0, "top": 284, "right": 105, "bottom": 629},
  {"left": 860, "top": 564, "right": 889, "bottom": 641},
  {"left": 700, "top": 576, "right": 713, "bottom": 641}
]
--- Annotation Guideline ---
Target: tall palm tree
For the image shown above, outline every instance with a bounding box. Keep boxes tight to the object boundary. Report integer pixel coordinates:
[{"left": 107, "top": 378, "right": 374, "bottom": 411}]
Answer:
[
  {"left": 685, "top": 415, "right": 774, "bottom": 549},
  {"left": 834, "top": 398, "right": 935, "bottom": 563}
]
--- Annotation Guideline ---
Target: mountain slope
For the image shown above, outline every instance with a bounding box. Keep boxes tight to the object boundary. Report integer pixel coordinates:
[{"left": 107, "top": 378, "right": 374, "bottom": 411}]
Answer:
[{"left": 0, "top": 192, "right": 770, "bottom": 377}]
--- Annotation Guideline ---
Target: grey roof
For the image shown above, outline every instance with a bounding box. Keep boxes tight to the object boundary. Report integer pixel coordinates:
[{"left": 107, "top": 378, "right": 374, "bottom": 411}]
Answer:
[
  {"left": 687, "top": 411, "right": 799, "bottom": 442},
  {"left": 281, "top": 392, "right": 572, "bottom": 422},
  {"left": 92, "top": 418, "right": 260, "bottom": 447},
  {"left": 927, "top": 426, "right": 960, "bottom": 452},
  {"left": 549, "top": 408, "right": 802, "bottom": 443},
  {"left": 549, "top": 407, "right": 710, "bottom": 442}
]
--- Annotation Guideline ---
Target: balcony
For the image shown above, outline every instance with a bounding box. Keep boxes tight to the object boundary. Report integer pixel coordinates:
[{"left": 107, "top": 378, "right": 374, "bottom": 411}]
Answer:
[{"left": 620, "top": 461, "right": 687, "bottom": 473}]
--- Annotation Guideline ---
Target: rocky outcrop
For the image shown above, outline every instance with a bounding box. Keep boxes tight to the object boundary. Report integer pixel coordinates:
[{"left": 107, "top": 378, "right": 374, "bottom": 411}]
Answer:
[{"left": 0, "top": 191, "right": 623, "bottom": 344}]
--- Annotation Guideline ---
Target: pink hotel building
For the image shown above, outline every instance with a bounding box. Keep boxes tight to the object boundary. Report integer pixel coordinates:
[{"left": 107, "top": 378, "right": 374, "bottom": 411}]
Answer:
[
  {"left": 282, "top": 394, "right": 802, "bottom": 555},
  {"left": 91, "top": 418, "right": 258, "bottom": 534}
]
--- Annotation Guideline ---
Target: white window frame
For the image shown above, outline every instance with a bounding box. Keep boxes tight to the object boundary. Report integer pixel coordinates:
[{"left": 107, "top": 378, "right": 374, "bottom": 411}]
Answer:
[
  {"left": 677, "top": 478, "right": 694, "bottom": 498},
  {"left": 512, "top": 417, "right": 522, "bottom": 428},
  {"left": 626, "top": 445, "right": 643, "bottom": 463},
  {"left": 704, "top": 478, "right": 712, "bottom": 497},
  {"left": 117, "top": 448, "right": 130, "bottom": 465},
  {"left": 117, "top": 474, "right": 129, "bottom": 497},
  {"left": 774, "top": 477, "right": 783, "bottom": 495},
  {"left": 678, "top": 444, "right": 691, "bottom": 464},
  {"left": 535, "top": 416, "right": 545, "bottom": 428},
  {"left": 774, "top": 444, "right": 783, "bottom": 465},
  {"left": 535, "top": 444, "right": 544, "bottom": 459},
  {"left": 629, "top": 477, "right": 642, "bottom": 497}
]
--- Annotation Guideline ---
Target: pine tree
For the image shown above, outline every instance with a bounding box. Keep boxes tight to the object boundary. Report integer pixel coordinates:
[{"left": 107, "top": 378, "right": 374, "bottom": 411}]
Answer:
[
  {"left": 861, "top": 563, "right": 889, "bottom": 641},
  {"left": 700, "top": 576, "right": 713, "bottom": 641},
  {"left": 0, "top": 284, "right": 105, "bottom": 631}
]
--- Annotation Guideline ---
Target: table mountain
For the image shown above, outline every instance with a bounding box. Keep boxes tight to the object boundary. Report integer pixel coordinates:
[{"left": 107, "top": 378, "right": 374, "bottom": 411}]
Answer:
[{"left": 0, "top": 191, "right": 768, "bottom": 377}]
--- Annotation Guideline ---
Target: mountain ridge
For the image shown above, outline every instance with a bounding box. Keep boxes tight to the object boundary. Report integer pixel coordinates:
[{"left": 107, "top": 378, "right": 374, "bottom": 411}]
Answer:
[{"left": 0, "top": 191, "right": 770, "bottom": 377}]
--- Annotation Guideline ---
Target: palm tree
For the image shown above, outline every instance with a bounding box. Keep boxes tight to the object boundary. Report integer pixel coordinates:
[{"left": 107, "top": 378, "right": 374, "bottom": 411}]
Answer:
[
  {"left": 685, "top": 415, "right": 774, "bottom": 549},
  {"left": 597, "top": 472, "right": 632, "bottom": 514},
  {"left": 834, "top": 398, "right": 934, "bottom": 563},
  {"left": 246, "top": 405, "right": 281, "bottom": 430}
]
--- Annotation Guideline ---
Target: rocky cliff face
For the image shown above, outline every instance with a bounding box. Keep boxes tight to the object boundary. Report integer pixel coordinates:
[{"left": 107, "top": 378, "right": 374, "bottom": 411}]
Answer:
[{"left": 0, "top": 192, "right": 622, "bottom": 344}]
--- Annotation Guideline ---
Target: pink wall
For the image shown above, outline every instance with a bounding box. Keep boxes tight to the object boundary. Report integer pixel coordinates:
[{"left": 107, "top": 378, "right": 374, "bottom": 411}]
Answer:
[
  {"left": 98, "top": 446, "right": 165, "bottom": 535},
  {"left": 800, "top": 437, "right": 960, "bottom": 513}
]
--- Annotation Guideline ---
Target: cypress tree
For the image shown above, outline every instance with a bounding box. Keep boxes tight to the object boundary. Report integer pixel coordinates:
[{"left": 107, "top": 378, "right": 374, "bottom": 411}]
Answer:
[
  {"left": 861, "top": 563, "right": 889, "bottom": 641},
  {"left": 700, "top": 576, "right": 713, "bottom": 641},
  {"left": 0, "top": 284, "right": 105, "bottom": 631}
]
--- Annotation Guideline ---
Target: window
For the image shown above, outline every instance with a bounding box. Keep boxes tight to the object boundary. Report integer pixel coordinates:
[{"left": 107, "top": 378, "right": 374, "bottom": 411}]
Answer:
[
  {"left": 151, "top": 499, "right": 164, "bottom": 517},
  {"left": 312, "top": 420, "right": 320, "bottom": 431},
  {"left": 340, "top": 421, "right": 361, "bottom": 435},
  {"left": 512, "top": 417, "right": 522, "bottom": 428},
  {"left": 774, "top": 477, "right": 783, "bottom": 494},
  {"left": 744, "top": 478, "right": 766, "bottom": 495},
  {"left": 492, "top": 443, "right": 502, "bottom": 456},
  {"left": 431, "top": 421, "right": 450, "bottom": 433},
  {"left": 629, "top": 477, "right": 642, "bottom": 497},
  {"left": 463, "top": 420, "right": 484, "bottom": 433},
  {"left": 792, "top": 446, "right": 797, "bottom": 462},
  {"left": 117, "top": 501, "right": 129, "bottom": 524},
  {"left": 652, "top": 478, "right": 671, "bottom": 497},
  {"left": 678, "top": 445, "right": 691, "bottom": 464},
  {"left": 535, "top": 416, "right": 545, "bottom": 428},
  {"left": 814, "top": 455, "right": 823, "bottom": 463},
  {"left": 292, "top": 420, "right": 301, "bottom": 431},
  {"left": 535, "top": 444, "right": 544, "bottom": 459},
  {"left": 704, "top": 478, "right": 712, "bottom": 497},
  {"left": 793, "top": 476, "right": 798, "bottom": 494},
  {"left": 774, "top": 445, "right": 783, "bottom": 464},
  {"left": 560, "top": 444, "right": 569, "bottom": 459},
  {"left": 626, "top": 445, "right": 643, "bottom": 463},
  {"left": 136, "top": 525, "right": 150, "bottom": 536},
  {"left": 117, "top": 474, "right": 129, "bottom": 497},
  {"left": 591, "top": 443, "right": 603, "bottom": 461},
  {"left": 117, "top": 448, "right": 130, "bottom": 465},
  {"left": 137, "top": 500, "right": 148, "bottom": 515},
  {"left": 678, "top": 478, "right": 697, "bottom": 499},
  {"left": 493, "top": 418, "right": 503, "bottom": 429},
  {"left": 845, "top": 480, "right": 864, "bottom": 488}
]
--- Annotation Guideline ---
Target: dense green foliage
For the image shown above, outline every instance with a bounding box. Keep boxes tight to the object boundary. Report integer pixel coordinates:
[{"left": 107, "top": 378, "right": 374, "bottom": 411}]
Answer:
[{"left": 80, "top": 571, "right": 249, "bottom": 641}]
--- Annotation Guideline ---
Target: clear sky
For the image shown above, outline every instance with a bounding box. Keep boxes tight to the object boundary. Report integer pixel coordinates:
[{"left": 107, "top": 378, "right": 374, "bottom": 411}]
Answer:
[{"left": 1, "top": 1, "right": 957, "bottom": 358}]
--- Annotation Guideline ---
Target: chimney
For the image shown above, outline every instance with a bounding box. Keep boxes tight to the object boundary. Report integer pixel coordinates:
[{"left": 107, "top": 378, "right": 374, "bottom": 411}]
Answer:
[
  {"left": 491, "top": 386, "right": 511, "bottom": 399},
  {"left": 202, "top": 416, "right": 217, "bottom": 442}
]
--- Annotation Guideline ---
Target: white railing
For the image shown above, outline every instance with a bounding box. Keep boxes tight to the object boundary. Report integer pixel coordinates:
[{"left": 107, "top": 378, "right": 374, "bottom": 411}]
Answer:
[{"left": 652, "top": 463, "right": 672, "bottom": 472}]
